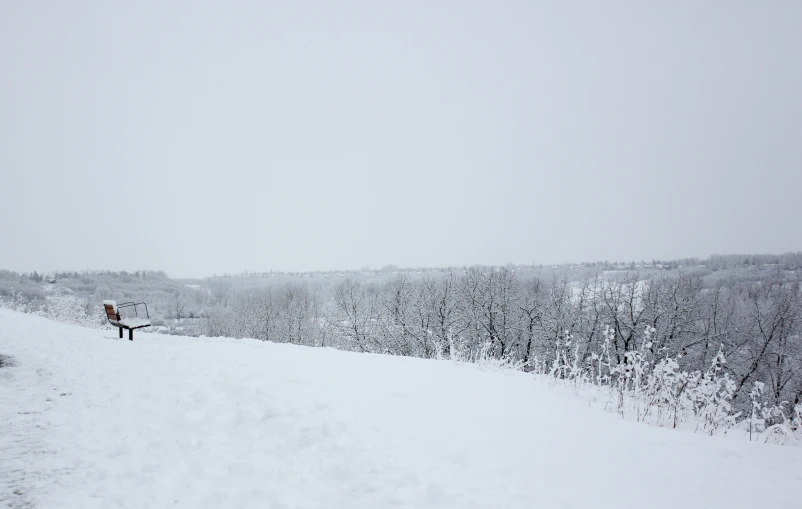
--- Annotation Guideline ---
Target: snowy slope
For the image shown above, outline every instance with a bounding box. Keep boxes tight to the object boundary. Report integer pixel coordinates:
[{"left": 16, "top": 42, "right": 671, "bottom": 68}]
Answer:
[{"left": 1, "top": 309, "right": 800, "bottom": 509}]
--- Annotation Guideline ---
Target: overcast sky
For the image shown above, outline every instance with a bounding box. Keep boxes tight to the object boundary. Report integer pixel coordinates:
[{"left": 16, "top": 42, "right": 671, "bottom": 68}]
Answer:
[{"left": 1, "top": 1, "right": 800, "bottom": 278}]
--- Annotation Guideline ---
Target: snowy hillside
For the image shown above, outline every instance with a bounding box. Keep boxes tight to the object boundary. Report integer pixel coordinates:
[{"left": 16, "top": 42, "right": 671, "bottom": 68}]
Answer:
[{"left": 1, "top": 310, "right": 800, "bottom": 509}]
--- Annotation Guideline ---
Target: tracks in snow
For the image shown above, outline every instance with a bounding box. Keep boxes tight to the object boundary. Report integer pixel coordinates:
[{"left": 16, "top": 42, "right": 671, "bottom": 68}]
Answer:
[{"left": 0, "top": 354, "right": 62, "bottom": 509}]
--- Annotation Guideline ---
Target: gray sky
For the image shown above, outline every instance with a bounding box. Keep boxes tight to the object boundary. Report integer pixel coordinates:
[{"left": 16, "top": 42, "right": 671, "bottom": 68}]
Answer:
[{"left": 2, "top": 1, "right": 800, "bottom": 278}]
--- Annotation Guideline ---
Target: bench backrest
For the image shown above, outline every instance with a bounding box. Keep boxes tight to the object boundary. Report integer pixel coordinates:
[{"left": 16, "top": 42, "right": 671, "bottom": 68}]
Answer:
[{"left": 104, "top": 303, "right": 120, "bottom": 322}]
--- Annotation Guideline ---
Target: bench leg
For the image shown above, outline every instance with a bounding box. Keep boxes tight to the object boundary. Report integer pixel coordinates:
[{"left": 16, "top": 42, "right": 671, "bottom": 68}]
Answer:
[
  {"left": 119, "top": 327, "right": 122, "bottom": 339},
  {"left": 129, "top": 329, "right": 133, "bottom": 341}
]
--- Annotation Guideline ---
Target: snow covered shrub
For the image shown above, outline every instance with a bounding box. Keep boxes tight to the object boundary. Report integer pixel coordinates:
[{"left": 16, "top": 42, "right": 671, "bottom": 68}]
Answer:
[
  {"left": 203, "top": 305, "right": 236, "bottom": 338},
  {"left": 754, "top": 401, "right": 802, "bottom": 445},
  {"left": 621, "top": 327, "right": 654, "bottom": 421},
  {"left": 643, "top": 356, "right": 687, "bottom": 427},
  {"left": 32, "top": 289, "right": 106, "bottom": 328},
  {"left": 793, "top": 404, "right": 802, "bottom": 442},
  {"left": 0, "top": 287, "right": 28, "bottom": 312},
  {"left": 690, "top": 347, "right": 739, "bottom": 435},
  {"left": 541, "top": 324, "right": 754, "bottom": 438},
  {"left": 452, "top": 340, "right": 526, "bottom": 371},
  {"left": 589, "top": 326, "right": 616, "bottom": 387},
  {"left": 747, "top": 382, "right": 767, "bottom": 441}
]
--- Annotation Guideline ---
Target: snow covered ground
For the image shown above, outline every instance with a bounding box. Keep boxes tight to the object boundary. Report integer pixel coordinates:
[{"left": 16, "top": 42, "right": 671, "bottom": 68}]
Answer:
[{"left": 1, "top": 309, "right": 800, "bottom": 509}]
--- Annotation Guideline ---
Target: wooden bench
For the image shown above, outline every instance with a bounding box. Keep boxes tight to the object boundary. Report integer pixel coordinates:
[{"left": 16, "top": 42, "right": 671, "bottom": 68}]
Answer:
[{"left": 103, "top": 300, "right": 151, "bottom": 341}]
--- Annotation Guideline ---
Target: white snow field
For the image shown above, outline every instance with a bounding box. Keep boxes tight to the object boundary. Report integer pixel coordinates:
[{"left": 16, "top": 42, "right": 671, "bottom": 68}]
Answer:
[{"left": 1, "top": 309, "right": 800, "bottom": 509}]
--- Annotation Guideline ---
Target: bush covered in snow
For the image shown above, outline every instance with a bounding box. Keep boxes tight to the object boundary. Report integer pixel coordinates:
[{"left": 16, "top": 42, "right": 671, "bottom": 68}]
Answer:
[
  {"left": 534, "top": 325, "right": 802, "bottom": 444},
  {"left": 1, "top": 286, "right": 106, "bottom": 329}
]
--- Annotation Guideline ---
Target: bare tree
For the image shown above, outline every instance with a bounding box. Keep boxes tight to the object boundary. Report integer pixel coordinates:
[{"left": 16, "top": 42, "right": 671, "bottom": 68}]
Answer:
[{"left": 332, "top": 279, "right": 382, "bottom": 353}]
